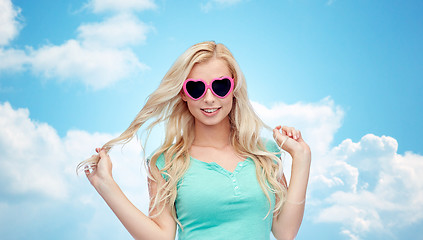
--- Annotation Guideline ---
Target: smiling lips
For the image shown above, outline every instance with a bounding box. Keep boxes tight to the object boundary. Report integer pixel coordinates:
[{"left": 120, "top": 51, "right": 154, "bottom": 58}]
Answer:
[{"left": 201, "top": 107, "right": 221, "bottom": 114}]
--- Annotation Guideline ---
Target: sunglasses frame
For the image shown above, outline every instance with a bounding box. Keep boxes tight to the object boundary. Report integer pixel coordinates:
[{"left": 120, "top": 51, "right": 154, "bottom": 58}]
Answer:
[{"left": 182, "top": 76, "right": 234, "bottom": 101}]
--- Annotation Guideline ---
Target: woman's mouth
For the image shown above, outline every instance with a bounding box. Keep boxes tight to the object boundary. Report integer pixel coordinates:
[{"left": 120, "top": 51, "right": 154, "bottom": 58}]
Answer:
[{"left": 201, "top": 107, "right": 221, "bottom": 115}]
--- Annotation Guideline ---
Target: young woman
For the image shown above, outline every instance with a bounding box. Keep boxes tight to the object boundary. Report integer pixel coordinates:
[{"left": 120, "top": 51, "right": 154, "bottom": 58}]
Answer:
[{"left": 78, "top": 41, "right": 311, "bottom": 240}]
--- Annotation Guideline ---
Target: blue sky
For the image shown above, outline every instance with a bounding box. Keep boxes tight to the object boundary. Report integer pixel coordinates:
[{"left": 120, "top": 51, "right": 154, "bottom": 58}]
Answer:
[{"left": 0, "top": 0, "right": 422, "bottom": 239}]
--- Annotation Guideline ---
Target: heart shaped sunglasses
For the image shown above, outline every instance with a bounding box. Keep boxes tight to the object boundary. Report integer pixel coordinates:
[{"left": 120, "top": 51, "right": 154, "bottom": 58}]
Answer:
[{"left": 182, "top": 76, "right": 234, "bottom": 100}]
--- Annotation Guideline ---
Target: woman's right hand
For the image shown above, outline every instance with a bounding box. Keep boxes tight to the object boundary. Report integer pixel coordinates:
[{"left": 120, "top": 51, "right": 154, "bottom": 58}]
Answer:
[{"left": 85, "top": 148, "right": 114, "bottom": 190}]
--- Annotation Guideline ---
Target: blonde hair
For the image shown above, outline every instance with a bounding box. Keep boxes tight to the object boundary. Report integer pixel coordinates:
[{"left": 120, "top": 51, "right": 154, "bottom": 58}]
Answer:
[{"left": 77, "top": 41, "right": 287, "bottom": 228}]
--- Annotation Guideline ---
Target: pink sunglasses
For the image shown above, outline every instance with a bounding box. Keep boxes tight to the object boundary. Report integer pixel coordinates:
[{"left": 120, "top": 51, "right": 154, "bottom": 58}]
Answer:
[{"left": 183, "top": 76, "right": 234, "bottom": 100}]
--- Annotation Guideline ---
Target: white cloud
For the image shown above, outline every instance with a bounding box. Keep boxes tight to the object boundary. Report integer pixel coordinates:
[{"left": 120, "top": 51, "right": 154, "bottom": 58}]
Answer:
[
  {"left": 0, "top": 0, "right": 151, "bottom": 90},
  {"left": 0, "top": 101, "right": 149, "bottom": 238},
  {"left": 0, "top": 0, "right": 22, "bottom": 46},
  {"left": 28, "top": 39, "right": 148, "bottom": 89},
  {"left": 0, "top": 101, "right": 148, "bottom": 201},
  {"left": 253, "top": 98, "right": 423, "bottom": 238},
  {"left": 341, "top": 229, "right": 360, "bottom": 240},
  {"left": 0, "top": 102, "right": 68, "bottom": 199},
  {"left": 253, "top": 96, "right": 344, "bottom": 159},
  {"left": 0, "top": 47, "right": 28, "bottom": 72},
  {"left": 253, "top": 97, "right": 348, "bottom": 193},
  {"left": 77, "top": 14, "right": 152, "bottom": 48},
  {"left": 314, "top": 134, "right": 423, "bottom": 237},
  {"left": 88, "top": 0, "right": 156, "bottom": 13}
]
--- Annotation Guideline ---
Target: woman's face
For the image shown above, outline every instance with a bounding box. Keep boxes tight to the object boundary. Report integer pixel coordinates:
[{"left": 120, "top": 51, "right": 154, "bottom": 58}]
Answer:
[{"left": 181, "top": 57, "right": 234, "bottom": 128}]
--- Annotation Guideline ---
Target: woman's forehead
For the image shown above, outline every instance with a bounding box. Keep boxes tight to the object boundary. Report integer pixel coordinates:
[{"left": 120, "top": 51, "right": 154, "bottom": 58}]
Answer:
[{"left": 187, "top": 58, "right": 231, "bottom": 81}]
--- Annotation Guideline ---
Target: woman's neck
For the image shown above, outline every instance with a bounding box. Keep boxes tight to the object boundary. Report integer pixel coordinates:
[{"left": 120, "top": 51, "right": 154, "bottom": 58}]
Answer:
[{"left": 192, "top": 117, "right": 231, "bottom": 149}]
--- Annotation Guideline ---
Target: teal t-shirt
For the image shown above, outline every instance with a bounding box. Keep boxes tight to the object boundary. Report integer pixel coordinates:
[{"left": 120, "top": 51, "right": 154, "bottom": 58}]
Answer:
[{"left": 153, "top": 139, "right": 281, "bottom": 240}]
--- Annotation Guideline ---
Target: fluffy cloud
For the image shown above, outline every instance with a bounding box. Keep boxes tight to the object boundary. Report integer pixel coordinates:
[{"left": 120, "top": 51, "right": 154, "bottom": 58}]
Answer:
[
  {"left": 0, "top": 2, "right": 151, "bottom": 90},
  {"left": 28, "top": 39, "right": 148, "bottom": 89},
  {"left": 253, "top": 97, "right": 344, "bottom": 158},
  {"left": 0, "top": 102, "right": 68, "bottom": 199},
  {"left": 0, "top": 101, "right": 148, "bottom": 201},
  {"left": 87, "top": 0, "right": 156, "bottom": 13},
  {"left": 0, "top": 0, "right": 22, "bottom": 46},
  {"left": 253, "top": 98, "right": 423, "bottom": 239},
  {"left": 0, "top": 101, "right": 149, "bottom": 238},
  {"left": 77, "top": 14, "right": 151, "bottom": 48},
  {"left": 0, "top": 47, "right": 28, "bottom": 72},
  {"left": 315, "top": 135, "right": 423, "bottom": 238},
  {"left": 253, "top": 97, "right": 346, "bottom": 192}
]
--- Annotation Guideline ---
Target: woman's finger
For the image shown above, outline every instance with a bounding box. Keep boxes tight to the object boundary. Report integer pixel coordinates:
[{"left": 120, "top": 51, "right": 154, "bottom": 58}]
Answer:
[
  {"left": 84, "top": 165, "right": 93, "bottom": 176},
  {"left": 273, "top": 126, "right": 289, "bottom": 144},
  {"left": 273, "top": 128, "right": 283, "bottom": 144},
  {"left": 282, "top": 126, "right": 294, "bottom": 137},
  {"left": 296, "top": 130, "right": 305, "bottom": 142},
  {"left": 282, "top": 126, "right": 293, "bottom": 137},
  {"left": 293, "top": 129, "right": 299, "bottom": 140},
  {"left": 275, "top": 126, "right": 290, "bottom": 137},
  {"left": 275, "top": 125, "right": 303, "bottom": 141},
  {"left": 99, "top": 149, "right": 108, "bottom": 159},
  {"left": 273, "top": 128, "right": 290, "bottom": 149},
  {"left": 281, "top": 126, "right": 302, "bottom": 140}
]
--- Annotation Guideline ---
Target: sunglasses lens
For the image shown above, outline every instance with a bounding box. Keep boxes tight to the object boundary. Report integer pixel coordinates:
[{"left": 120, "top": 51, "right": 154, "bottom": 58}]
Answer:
[
  {"left": 186, "top": 81, "right": 206, "bottom": 99},
  {"left": 212, "top": 78, "right": 232, "bottom": 97}
]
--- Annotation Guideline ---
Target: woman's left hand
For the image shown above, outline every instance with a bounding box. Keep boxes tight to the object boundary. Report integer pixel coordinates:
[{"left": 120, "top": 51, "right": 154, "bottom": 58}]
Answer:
[{"left": 273, "top": 125, "right": 311, "bottom": 162}]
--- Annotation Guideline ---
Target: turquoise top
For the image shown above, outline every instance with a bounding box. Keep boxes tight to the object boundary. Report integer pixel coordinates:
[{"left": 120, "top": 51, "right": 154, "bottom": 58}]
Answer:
[{"left": 152, "top": 139, "right": 281, "bottom": 240}]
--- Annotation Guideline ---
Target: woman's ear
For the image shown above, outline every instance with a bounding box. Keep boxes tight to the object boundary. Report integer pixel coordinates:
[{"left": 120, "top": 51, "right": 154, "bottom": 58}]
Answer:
[{"left": 180, "top": 90, "right": 188, "bottom": 102}]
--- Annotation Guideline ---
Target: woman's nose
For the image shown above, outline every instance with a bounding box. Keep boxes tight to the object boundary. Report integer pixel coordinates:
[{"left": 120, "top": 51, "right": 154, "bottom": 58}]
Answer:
[{"left": 203, "top": 88, "right": 215, "bottom": 103}]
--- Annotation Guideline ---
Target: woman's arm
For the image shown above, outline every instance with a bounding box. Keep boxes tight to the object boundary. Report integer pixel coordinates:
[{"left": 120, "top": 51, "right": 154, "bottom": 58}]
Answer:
[
  {"left": 271, "top": 126, "right": 311, "bottom": 240},
  {"left": 85, "top": 149, "right": 176, "bottom": 240}
]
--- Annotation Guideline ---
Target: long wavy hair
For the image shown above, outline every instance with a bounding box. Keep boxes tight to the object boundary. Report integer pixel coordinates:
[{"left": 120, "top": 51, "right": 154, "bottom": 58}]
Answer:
[{"left": 77, "top": 41, "right": 287, "bottom": 228}]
